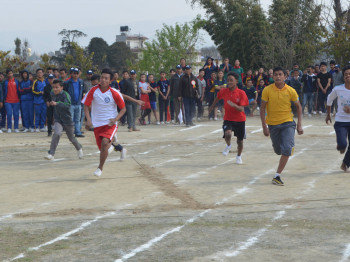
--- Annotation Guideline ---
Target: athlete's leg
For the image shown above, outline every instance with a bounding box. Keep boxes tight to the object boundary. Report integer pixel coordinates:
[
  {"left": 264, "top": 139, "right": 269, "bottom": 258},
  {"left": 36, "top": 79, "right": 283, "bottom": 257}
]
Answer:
[{"left": 99, "top": 137, "right": 111, "bottom": 171}]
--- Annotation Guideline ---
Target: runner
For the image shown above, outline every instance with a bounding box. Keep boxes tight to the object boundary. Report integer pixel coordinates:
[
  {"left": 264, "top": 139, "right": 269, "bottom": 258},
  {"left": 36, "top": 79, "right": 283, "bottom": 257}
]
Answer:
[
  {"left": 45, "top": 79, "right": 83, "bottom": 160},
  {"left": 326, "top": 65, "right": 350, "bottom": 172},
  {"left": 82, "top": 68, "right": 126, "bottom": 177},
  {"left": 208, "top": 72, "right": 249, "bottom": 164},
  {"left": 260, "top": 67, "right": 303, "bottom": 186}
]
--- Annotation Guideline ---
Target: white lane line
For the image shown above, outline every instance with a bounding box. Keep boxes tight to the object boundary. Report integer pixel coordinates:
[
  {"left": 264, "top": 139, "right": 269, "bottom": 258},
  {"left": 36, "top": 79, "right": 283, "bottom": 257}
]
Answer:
[
  {"left": 210, "top": 129, "right": 222, "bottom": 134},
  {"left": 340, "top": 243, "right": 350, "bottom": 262},
  {"left": 151, "top": 158, "right": 180, "bottom": 167},
  {"left": 114, "top": 210, "right": 211, "bottom": 262},
  {"left": 303, "top": 125, "right": 313, "bottom": 129},
  {"left": 250, "top": 128, "right": 262, "bottom": 134},
  {"left": 0, "top": 213, "right": 14, "bottom": 222},
  {"left": 179, "top": 124, "right": 203, "bottom": 132},
  {"left": 290, "top": 148, "right": 307, "bottom": 160},
  {"left": 330, "top": 131, "right": 336, "bottom": 135}
]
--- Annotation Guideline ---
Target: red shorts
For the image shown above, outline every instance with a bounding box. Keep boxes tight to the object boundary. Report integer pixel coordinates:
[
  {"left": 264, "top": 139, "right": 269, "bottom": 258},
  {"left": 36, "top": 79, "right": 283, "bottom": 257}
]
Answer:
[
  {"left": 93, "top": 124, "right": 118, "bottom": 150},
  {"left": 140, "top": 94, "right": 151, "bottom": 110}
]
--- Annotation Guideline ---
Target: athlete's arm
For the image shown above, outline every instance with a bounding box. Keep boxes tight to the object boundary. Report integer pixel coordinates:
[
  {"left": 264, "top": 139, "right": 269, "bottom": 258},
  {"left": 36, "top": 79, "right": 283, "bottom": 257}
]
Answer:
[
  {"left": 260, "top": 100, "right": 269, "bottom": 137},
  {"left": 294, "top": 100, "right": 303, "bottom": 135},
  {"left": 122, "top": 94, "right": 144, "bottom": 106},
  {"left": 109, "top": 106, "right": 126, "bottom": 126},
  {"left": 84, "top": 105, "right": 92, "bottom": 130},
  {"left": 208, "top": 96, "right": 220, "bottom": 112}
]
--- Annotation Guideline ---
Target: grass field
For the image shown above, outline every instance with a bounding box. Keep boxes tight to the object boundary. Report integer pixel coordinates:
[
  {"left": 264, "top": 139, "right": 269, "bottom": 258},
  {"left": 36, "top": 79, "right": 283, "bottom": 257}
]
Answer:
[{"left": 1, "top": 114, "right": 350, "bottom": 262}]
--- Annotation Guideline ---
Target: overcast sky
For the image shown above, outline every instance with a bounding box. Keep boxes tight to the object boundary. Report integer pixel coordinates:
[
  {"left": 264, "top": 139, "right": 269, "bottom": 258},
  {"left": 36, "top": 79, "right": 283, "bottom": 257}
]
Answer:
[{"left": 0, "top": 0, "right": 331, "bottom": 55}]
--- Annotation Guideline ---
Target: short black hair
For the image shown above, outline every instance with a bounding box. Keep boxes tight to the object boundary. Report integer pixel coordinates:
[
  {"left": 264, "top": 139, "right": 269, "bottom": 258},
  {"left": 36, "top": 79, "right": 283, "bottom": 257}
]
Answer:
[
  {"left": 36, "top": 68, "right": 43, "bottom": 73},
  {"left": 6, "top": 68, "right": 13, "bottom": 74},
  {"left": 46, "top": 67, "right": 53, "bottom": 71},
  {"left": 247, "top": 79, "right": 253, "bottom": 82},
  {"left": 342, "top": 65, "right": 350, "bottom": 80},
  {"left": 53, "top": 68, "right": 59, "bottom": 72},
  {"left": 160, "top": 71, "right": 166, "bottom": 74},
  {"left": 199, "top": 68, "right": 205, "bottom": 73},
  {"left": 53, "top": 79, "right": 63, "bottom": 86},
  {"left": 227, "top": 71, "right": 239, "bottom": 80},
  {"left": 273, "top": 66, "right": 286, "bottom": 75},
  {"left": 169, "top": 69, "right": 175, "bottom": 73},
  {"left": 140, "top": 73, "right": 146, "bottom": 78},
  {"left": 293, "top": 63, "right": 299, "bottom": 66},
  {"left": 59, "top": 68, "right": 66, "bottom": 73},
  {"left": 320, "top": 62, "right": 327, "bottom": 67},
  {"left": 330, "top": 60, "right": 336, "bottom": 65},
  {"left": 113, "top": 71, "right": 119, "bottom": 75},
  {"left": 122, "top": 70, "right": 129, "bottom": 75},
  {"left": 180, "top": 58, "right": 186, "bottom": 61},
  {"left": 101, "top": 68, "right": 113, "bottom": 80},
  {"left": 91, "top": 74, "right": 100, "bottom": 81},
  {"left": 315, "top": 64, "right": 320, "bottom": 67}
]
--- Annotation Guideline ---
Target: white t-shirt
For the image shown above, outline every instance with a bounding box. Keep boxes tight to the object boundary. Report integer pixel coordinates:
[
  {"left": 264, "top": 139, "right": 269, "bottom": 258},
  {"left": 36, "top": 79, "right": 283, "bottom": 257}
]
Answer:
[
  {"left": 82, "top": 85, "right": 125, "bottom": 127},
  {"left": 327, "top": 84, "right": 350, "bottom": 122}
]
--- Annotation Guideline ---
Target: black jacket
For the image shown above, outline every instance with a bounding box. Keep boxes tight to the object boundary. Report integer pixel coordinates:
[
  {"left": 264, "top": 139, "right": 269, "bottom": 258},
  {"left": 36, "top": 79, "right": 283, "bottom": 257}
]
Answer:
[
  {"left": 120, "top": 79, "right": 136, "bottom": 104},
  {"left": 52, "top": 90, "right": 74, "bottom": 126},
  {"left": 170, "top": 74, "right": 182, "bottom": 98},
  {"left": 180, "top": 73, "right": 199, "bottom": 99}
]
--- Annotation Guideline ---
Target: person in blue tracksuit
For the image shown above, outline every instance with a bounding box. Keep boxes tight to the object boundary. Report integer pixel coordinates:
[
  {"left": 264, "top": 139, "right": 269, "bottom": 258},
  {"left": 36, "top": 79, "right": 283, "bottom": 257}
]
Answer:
[
  {"left": 19, "top": 70, "right": 34, "bottom": 132},
  {"left": 32, "top": 68, "right": 47, "bottom": 132},
  {"left": 63, "top": 67, "right": 85, "bottom": 137},
  {"left": 0, "top": 78, "right": 3, "bottom": 133}
]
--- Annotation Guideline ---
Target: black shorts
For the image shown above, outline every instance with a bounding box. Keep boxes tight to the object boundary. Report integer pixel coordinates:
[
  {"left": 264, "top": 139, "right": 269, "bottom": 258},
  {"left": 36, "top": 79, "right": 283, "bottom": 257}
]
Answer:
[{"left": 222, "top": 120, "right": 246, "bottom": 141}]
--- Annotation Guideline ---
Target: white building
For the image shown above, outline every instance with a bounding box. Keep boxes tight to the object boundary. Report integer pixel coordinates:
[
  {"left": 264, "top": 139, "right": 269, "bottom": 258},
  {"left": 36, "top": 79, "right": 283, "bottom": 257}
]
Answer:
[{"left": 115, "top": 33, "right": 148, "bottom": 60}]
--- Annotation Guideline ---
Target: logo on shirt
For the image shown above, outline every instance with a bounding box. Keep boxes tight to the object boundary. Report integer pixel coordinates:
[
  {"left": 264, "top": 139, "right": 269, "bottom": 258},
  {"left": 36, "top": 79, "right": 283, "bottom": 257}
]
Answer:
[{"left": 104, "top": 97, "right": 110, "bottom": 103}]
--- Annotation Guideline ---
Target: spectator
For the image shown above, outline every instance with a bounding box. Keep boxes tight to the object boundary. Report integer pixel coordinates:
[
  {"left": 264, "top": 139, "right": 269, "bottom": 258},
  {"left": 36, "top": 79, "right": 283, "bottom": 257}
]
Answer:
[
  {"left": 301, "top": 66, "right": 316, "bottom": 117},
  {"left": 19, "top": 70, "right": 34, "bottom": 132},
  {"left": 203, "top": 57, "right": 217, "bottom": 81},
  {"left": 148, "top": 74, "right": 160, "bottom": 124},
  {"left": 170, "top": 65, "right": 183, "bottom": 124},
  {"left": 32, "top": 68, "right": 47, "bottom": 132},
  {"left": 196, "top": 69, "right": 206, "bottom": 121},
  {"left": 44, "top": 74, "right": 55, "bottom": 136},
  {"left": 219, "top": 57, "right": 233, "bottom": 80},
  {"left": 3, "top": 69, "right": 20, "bottom": 133},
  {"left": 243, "top": 69, "right": 254, "bottom": 86},
  {"left": 157, "top": 71, "right": 170, "bottom": 124},
  {"left": 316, "top": 62, "right": 332, "bottom": 114},
  {"left": 232, "top": 59, "right": 244, "bottom": 87}
]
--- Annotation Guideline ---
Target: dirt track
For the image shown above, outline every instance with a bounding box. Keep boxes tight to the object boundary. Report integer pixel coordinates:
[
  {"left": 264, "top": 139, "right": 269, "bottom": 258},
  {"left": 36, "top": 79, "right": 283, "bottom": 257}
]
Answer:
[{"left": 1, "top": 114, "right": 350, "bottom": 262}]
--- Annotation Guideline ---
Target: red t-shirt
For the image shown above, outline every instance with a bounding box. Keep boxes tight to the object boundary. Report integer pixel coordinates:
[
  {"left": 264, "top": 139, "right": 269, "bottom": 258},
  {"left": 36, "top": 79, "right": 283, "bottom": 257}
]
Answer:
[
  {"left": 5, "top": 79, "right": 19, "bottom": 103},
  {"left": 217, "top": 87, "right": 248, "bottom": 122}
]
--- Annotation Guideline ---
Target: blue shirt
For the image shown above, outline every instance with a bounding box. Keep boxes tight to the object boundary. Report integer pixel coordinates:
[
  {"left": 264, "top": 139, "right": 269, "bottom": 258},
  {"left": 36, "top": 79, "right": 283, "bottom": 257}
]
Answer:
[
  {"left": 149, "top": 81, "right": 158, "bottom": 102},
  {"left": 72, "top": 80, "right": 79, "bottom": 103},
  {"left": 157, "top": 79, "right": 169, "bottom": 96}
]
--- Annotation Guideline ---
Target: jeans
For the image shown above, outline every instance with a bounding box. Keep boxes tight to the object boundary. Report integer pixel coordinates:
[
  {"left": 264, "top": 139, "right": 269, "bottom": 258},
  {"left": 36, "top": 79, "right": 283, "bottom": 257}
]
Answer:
[
  {"left": 21, "top": 100, "right": 34, "bottom": 129},
  {"left": 34, "top": 103, "right": 47, "bottom": 129},
  {"left": 70, "top": 104, "right": 82, "bottom": 135},
  {"left": 126, "top": 102, "right": 137, "bottom": 129},
  {"left": 302, "top": 92, "right": 314, "bottom": 114},
  {"left": 5, "top": 102, "right": 20, "bottom": 129},
  {"left": 159, "top": 97, "right": 169, "bottom": 122},
  {"left": 183, "top": 97, "right": 195, "bottom": 125},
  {"left": 334, "top": 121, "right": 350, "bottom": 167}
]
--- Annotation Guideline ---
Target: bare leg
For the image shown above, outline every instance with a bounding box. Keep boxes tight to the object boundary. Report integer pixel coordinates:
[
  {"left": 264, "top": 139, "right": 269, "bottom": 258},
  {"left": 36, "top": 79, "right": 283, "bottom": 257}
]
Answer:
[
  {"left": 214, "top": 106, "right": 218, "bottom": 119},
  {"left": 341, "top": 162, "right": 347, "bottom": 172},
  {"left": 99, "top": 137, "right": 111, "bottom": 171},
  {"left": 277, "top": 155, "right": 289, "bottom": 174},
  {"left": 237, "top": 139, "right": 243, "bottom": 156},
  {"left": 224, "top": 130, "right": 232, "bottom": 146}
]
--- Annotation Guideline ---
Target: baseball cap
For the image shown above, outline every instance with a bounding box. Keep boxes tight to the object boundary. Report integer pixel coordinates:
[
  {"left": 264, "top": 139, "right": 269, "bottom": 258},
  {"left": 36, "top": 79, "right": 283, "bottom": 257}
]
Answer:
[
  {"left": 48, "top": 74, "right": 54, "bottom": 79},
  {"left": 335, "top": 64, "right": 340, "bottom": 68},
  {"left": 87, "top": 69, "right": 93, "bottom": 75},
  {"left": 176, "top": 64, "right": 182, "bottom": 69},
  {"left": 185, "top": 65, "right": 191, "bottom": 70},
  {"left": 70, "top": 67, "right": 75, "bottom": 73},
  {"left": 73, "top": 68, "right": 80, "bottom": 73},
  {"left": 130, "top": 70, "right": 136, "bottom": 75}
]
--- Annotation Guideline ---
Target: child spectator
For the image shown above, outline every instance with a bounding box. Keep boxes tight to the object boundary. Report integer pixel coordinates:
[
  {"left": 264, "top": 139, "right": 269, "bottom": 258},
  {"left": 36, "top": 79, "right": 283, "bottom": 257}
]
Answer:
[
  {"left": 214, "top": 70, "right": 227, "bottom": 120},
  {"left": 242, "top": 79, "right": 258, "bottom": 116},
  {"left": 157, "top": 71, "right": 170, "bottom": 124},
  {"left": 256, "top": 79, "right": 266, "bottom": 107},
  {"left": 138, "top": 74, "right": 151, "bottom": 125},
  {"left": 206, "top": 71, "right": 217, "bottom": 120},
  {"left": 148, "top": 74, "right": 160, "bottom": 124},
  {"left": 4, "top": 69, "right": 20, "bottom": 133},
  {"left": 19, "top": 70, "right": 34, "bottom": 132},
  {"left": 32, "top": 68, "right": 47, "bottom": 132}
]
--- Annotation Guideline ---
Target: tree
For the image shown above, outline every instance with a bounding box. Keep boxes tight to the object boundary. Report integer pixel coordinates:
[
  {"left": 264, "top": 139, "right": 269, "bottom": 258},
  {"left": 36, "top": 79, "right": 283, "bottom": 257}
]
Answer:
[
  {"left": 22, "top": 39, "right": 30, "bottom": 61},
  {"left": 14, "top": 38, "right": 21, "bottom": 57},
  {"left": 0, "top": 50, "right": 33, "bottom": 73},
  {"left": 191, "top": 0, "right": 271, "bottom": 69},
  {"left": 58, "top": 29, "right": 87, "bottom": 55},
  {"left": 107, "top": 42, "right": 136, "bottom": 72},
  {"left": 136, "top": 18, "right": 202, "bottom": 77},
  {"left": 87, "top": 37, "right": 109, "bottom": 69},
  {"left": 39, "top": 54, "right": 56, "bottom": 71}
]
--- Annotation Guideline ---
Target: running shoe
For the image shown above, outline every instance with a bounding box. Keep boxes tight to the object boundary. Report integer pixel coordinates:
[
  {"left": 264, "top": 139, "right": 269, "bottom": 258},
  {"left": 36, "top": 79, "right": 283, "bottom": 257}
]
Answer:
[
  {"left": 45, "top": 154, "right": 54, "bottom": 160},
  {"left": 272, "top": 176, "right": 284, "bottom": 186},
  {"left": 14, "top": 129, "right": 20, "bottom": 133},
  {"left": 23, "top": 128, "right": 29, "bottom": 133},
  {"left": 77, "top": 148, "right": 83, "bottom": 159},
  {"left": 222, "top": 145, "right": 231, "bottom": 156},
  {"left": 94, "top": 168, "right": 102, "bottom": 177},
  {"left": 236, "top": 155, "right": 243, "bottom": 164},
  {"left": 7, "top": 129, "right": 11, "bottom": 133}
]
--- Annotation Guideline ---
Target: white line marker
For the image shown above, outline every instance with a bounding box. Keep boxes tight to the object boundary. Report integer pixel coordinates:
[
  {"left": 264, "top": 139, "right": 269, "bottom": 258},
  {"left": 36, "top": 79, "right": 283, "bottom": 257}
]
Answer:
[
  {"left": 210, "top": 129, "right": 222, "bottom": 134},
  {"left": 340, "top": 243, "right": 350, "bottom": 262},
  {"left": 152, "top": 158, "right": 180, "bottom": 167},
  {"left": 250, "top": 128, "right": 262, "bottom": 134},
  {"left": 115, "top": 209, "right": 211, "bottom": 262},
  {"left": 179, "top": 124, "right": 203, "bottom": 132},
  {"left": 0, "top": 213, "right": 14, "bottom": 222},
  {"left": 303, "top": 125, "right": 313, "bottom": 129}
]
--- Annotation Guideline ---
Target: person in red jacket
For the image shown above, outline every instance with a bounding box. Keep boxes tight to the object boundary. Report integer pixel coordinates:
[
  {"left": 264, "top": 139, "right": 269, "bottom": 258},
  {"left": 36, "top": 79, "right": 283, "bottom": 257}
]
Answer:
[{"left": 3, "top": 69, "right": 20, "bottom": 133}]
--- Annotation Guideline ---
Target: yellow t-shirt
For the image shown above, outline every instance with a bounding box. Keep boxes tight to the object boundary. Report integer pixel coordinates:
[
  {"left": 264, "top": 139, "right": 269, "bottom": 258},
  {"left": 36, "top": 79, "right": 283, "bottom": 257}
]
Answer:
[{"left": 261, "top": 83, "right": 298, "bottom": 125}]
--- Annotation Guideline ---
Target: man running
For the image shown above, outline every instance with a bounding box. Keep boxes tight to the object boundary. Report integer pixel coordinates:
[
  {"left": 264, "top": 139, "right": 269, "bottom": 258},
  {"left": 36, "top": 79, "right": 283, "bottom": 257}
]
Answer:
[
  {"left": 260, "top": 67, "right": 303, "bottom": 186},
  {"left": 82, "top": 68, "right": 126, "bottom": 177},
  {"left": 326, "top": 65, "right": 350, "bottom": 171},
  {"left": 209, "top": 72, "right": 248, "bottom": 164}
]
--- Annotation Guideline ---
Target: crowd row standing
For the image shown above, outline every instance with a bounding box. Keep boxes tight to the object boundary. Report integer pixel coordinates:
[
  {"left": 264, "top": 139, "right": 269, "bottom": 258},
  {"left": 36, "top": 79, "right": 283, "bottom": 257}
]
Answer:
[{"left": 0, "top": 58, "right": 346, "bottom": 135}]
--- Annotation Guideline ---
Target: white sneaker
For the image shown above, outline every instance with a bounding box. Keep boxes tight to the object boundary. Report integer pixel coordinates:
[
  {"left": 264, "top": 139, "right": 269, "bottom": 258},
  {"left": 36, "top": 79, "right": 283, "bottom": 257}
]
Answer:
[
  {"left": 209, "top": 117, "right": 213, "bottom": 121},
  {"left": 313, "top": 111, "right": 317, "bottom": 115},
  {"left": 214, "top": 117, "right": 218, "bottom": 121},
  {"left": 1, "top": 128, "right": 6, "bottom": 132},
  {"left": 236, "top": 155, "right": 243, "bottom": 164},
  {"left": 308, "top": 113, "right": 311, "bottom": 117},
  {"left": 44, "top": 126, "right": 48, "bottom": 131},
  {"left": 166, "top": 121, "right": 170, "bottom": 124},
  {"left": 77, "top": 148, "right": 83, "bottom": 159},
  {"left": 7, "top": 129, "right": 11, "bottom": 133},
  {"left": 45, "top": 154, "right": 54, "bottom": 160},
  {"left": 120, "top": 148, "right": 127, "bottom": 161},
  {"left": 222, "top": 145, "right": 231, "bottom": 156},
  {"left": 171, "top": 120, "right": 175, "bottom": 124},
  {"left": 161, "top": 121, "right": 165, "bottom": 124},
  {"left": 30, "top": 128, "right": 35, "bottom": 132},
  {"left": 108, "top": 144, "right": 114, "bottom": 154},
  {"left": 36, "top": 128, "right": 40, "bottom": 133},
  {"left": 14, "top": 129, "right": 20, "bottom": 133},
  {"left": 23, "top": 128, "right": 29, "bottom": 133},
  {"left": 94, "top": 168, "right": 102, "bottom": 177},
  {"left": 40, "top": 128, "right": 46, "bottom": 132},
  {"left": 156, "top": 121, "right": 160, "bottom": 125},
  {"left": 0, "top": 129, "right": 3, "bottom": 133},
  {"left": 197, "top": 117, "right": 201, "bottom": 121}
]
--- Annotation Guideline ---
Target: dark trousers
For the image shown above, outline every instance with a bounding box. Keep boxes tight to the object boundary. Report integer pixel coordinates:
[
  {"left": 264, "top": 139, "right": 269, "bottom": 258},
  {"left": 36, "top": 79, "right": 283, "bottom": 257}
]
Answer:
[
  {"left": 0, "top": 106, "right": 6, "bottom": 128},
  {"left": 207, "top": 92, "right": 215, "bottom": 119},
  {"left": 47, "top": 106, "right": 54, "bottom": 133},
  {"left": 334, "top": 122, "right": 350, "bottom": 167},
  {"left": 159, "top": 97, "right": 169, "bottom": 122},
  {"left": 126, "top": 102, "right": 137, "bottom": 129},
  {"left": 183, "top": 97, "right": 195, "bottom": 125},
  {"left": 21, "top": 100, "right": 34, "bottom": 129},
  {"left": 195, "top": 98, "right": 203, "bottom": 118},
  {"left": 170, "top": 98, "right": 175, "bottom": 121},
  {"left": 317, "top": 91, "right": 327, "bottom": 113}
]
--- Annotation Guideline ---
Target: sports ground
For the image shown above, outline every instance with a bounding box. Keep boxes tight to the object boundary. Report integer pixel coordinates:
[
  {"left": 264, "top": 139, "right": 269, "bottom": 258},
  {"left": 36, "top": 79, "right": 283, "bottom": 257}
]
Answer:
[{"left": 1, "top": 115, "right": 350, "bottom": 262}]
